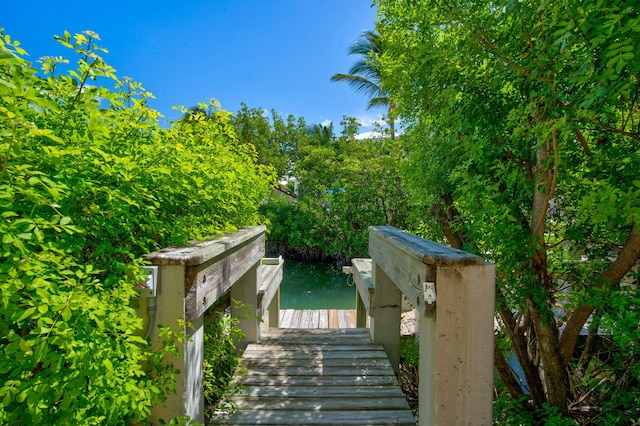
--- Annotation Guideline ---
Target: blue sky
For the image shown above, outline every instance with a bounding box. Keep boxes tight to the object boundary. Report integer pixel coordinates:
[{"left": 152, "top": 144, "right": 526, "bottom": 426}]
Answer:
[{"left": 2, "top": 1, "right": 382, "bottom": 131}]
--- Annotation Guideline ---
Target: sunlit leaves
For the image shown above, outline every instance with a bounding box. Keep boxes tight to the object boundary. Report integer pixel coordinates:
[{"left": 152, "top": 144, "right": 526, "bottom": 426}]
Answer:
[
  {"left": 376, "top": 0, "right": 640, "bottom": 420},
  {"left": 0, "top": 27, "right": 271, "bottom": 424}
]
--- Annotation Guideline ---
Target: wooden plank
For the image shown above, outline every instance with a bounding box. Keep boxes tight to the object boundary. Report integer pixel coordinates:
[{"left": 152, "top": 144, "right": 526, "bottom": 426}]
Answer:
[
  {"left": 245, "top": 343, "right": 383, "bottom": 352},
  {"left": 369, "top": 225, "right": 484, "bottom": 267},
  {"left": 318, "top": 310, "right": 328, "bottom": 328},
  {"left": 300, "top": 310, "right": 312, "bottom": 328},
  {"left": 241, "top": 365, "right": 396, "bottom": 376},
  {"left": 369, "top": 229, "right": 429, "bottom": 317},
  {"left": 291, "top": 310, "right": 303, "bottom": 328},
  {"left": 328, "top": 310, "right": 339, "bottom": 329},
  {"left": 239, "top": 375, "right": 400, "bottom": 386},
  {"left": 222, "top": 328, "right": 414, "bottom": 426},
  {"left": 242, "top": 350, "right": 389, "bottom": 360},
  {"left": 261, "top": 327, "right": 367, "bottom": 336},
  {"left": 257, "top": 258, "right": 283, "bottom": 317},
  {"left": 351, "top": 258, "right": 374, "bottom": 315},
  {"left": 145, "top": 225, "right": 266, "bottom": 266},
  {"left": 184, "top": 232, "right": 265, "bottom": 321},
  {"left": 337, "top": 310, "right": 348, "bottom": 328},
  {"left": 279, "top": 309, "right": 293, "bottom": 328},
  {"left": 346, "top": 309, "right": 356, "bottom": 327},
  {"left": 311, "top": 310, "right": 320, "bottom": 328},
  {"left": 238, "top": 385, "right": 409, "bottom": 398},
  {"left": 221, "top": 409, "right": 415, "bottom": 425},
  {"left": 232, "top": 396, "right": 411, "bottom": 411}
]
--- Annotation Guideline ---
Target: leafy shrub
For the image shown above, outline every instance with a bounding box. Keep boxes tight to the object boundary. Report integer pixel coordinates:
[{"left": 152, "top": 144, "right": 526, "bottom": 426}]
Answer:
[
  {"left": 202, "top": 303, "right": 247, "bottom": 422},
  {"left": 0, "top": 29, "right": 271, "bottom": 424}
]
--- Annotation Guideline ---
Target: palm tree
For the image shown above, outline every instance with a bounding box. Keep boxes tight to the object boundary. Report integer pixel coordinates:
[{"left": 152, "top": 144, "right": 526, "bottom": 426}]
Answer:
[
  {"left": 307, "top": 122, "right": 334, "bottom": 146},
  {"left": 331, "top": 30, "right": 396, "bottom": 139}
]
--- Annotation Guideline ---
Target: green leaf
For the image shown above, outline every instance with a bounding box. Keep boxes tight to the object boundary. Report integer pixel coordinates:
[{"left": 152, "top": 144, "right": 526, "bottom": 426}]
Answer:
[
  {"left": 61, "top": 306, "right": 71, "bottom": 322},
  {"left": 17, "top": 307, "right": 36, "bottom": 322}
]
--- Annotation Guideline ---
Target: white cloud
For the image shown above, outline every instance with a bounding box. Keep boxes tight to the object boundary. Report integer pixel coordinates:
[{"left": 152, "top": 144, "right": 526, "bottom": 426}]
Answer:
[
  {"left": 320, "top": 119, "right": 333, "bottom": 127},
  {"left": 356, "top": 113, "right": 386, "bottom": 128}
]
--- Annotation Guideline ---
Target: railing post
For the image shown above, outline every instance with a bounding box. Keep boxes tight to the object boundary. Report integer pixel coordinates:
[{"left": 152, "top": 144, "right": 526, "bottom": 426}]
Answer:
[
  {"left": 146, "top": 264, "right": 205, "bottom": 424},
  {"left": 356, "top": 291, "right": 367, "bottom": 328},
  {"left": 371, "top": 261, "right": 402, "bottom": 375},
  {"left": 368, "top": 226, "right": 495, "bottom": 425},
  {"left": 428, "top": 263, "right": 495, "bottom": 426},
  {"left": 418, "top": 315, "right": 437, "bottom": 426},
  {"left": 268, "top": 286, "right": 280, "bottom": 328},
  {"left": 231, "top": 262, "right": 261, "bottom": 351},
  {"left": 141, "top": 226, "right": 265, "bottom": 423}
]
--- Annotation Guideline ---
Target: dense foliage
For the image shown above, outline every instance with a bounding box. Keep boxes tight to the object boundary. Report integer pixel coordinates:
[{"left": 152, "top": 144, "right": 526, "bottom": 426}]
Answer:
[
  {"left": 0, "top": 29, "right": 272, "bottom": 424},
  {"left": 202, "top": 305, "right": 246, "bottom": 423},
  {"left": 375, "top": 0, "right": 639, "bottom": 422},
  {"left": 260, "top": 118, "right": 413, "bottom": 263}
]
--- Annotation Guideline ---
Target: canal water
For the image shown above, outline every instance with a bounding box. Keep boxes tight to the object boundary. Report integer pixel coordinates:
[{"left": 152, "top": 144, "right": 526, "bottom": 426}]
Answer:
[{"left": 280, "top": 260, "right": 356, "bottom": 309}]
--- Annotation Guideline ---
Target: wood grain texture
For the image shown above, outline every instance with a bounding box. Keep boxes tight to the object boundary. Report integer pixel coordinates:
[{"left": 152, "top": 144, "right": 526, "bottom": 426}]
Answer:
[
  {"left": 145, "top": 226, "right": 266, "bottom": 266},
  {"left": 215, "top": 328, "right": 415, "bottom": 425},
  {"left": 369, "top": 226, "right": 484, "bottom": 267}
]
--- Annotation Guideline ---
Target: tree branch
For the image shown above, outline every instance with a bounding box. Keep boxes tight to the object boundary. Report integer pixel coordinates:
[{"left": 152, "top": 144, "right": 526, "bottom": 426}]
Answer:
[{"left": 559, "top": 225, "right": 640, "bottom": 366}]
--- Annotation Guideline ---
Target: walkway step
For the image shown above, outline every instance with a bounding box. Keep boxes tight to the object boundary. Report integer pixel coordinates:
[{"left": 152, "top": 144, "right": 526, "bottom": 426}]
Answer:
[{"left": 216, "top": 328, "right": 415, "bottom": 425}]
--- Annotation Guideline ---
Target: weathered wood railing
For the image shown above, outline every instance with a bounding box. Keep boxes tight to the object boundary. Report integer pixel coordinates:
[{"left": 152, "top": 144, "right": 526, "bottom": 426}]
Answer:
[
  {"left": 139, "top": 226, "right": 283, "bottom": 424},
  {"left": 349, "top": 226, "right": 495, "bottom": 426}
]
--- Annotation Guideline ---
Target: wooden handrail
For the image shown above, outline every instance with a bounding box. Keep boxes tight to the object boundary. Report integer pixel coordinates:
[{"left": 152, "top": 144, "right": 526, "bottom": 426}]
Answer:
[
  {"left": 364, "top": 226, "right": 495, "bottom": 426},
  {"left": 140, "top": 226, "right": 283, "bottom": 424}
]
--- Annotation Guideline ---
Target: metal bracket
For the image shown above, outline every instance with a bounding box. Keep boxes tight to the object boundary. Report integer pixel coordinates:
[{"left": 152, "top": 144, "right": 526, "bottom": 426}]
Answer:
[
  {"left": 136, "top": 266, "right": 158, "bottom": 298},
  {"left": 423, "top": 281, "right": 436, "bottom": 304}
]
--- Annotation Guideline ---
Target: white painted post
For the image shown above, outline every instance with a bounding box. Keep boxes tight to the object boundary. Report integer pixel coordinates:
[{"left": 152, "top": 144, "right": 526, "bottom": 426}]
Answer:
[
  {"left": 371, "top": 261, "right": 402, "bottom": 375},
  {"left": 231, "top": 262, "right": 261, "bottom": 351}
]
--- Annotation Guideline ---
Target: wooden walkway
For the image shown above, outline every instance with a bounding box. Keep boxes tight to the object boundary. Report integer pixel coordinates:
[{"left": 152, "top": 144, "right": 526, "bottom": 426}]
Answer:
[{"left": 218, "top": 328, "right": 415, "bottom": 425}]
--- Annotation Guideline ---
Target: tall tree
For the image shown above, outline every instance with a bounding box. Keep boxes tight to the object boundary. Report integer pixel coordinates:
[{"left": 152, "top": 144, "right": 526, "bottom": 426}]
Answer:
[
  {"left": 331, "top": 30, "right": 396, "bottom": 139},
  {"left": 376, "top": 0, "right": 640, "bottom": 422}
]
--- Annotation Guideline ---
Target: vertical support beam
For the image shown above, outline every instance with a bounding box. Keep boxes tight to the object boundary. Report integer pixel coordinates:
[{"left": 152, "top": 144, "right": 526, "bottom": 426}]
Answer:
[
  {"left": 268, "top": 287, "right": 280, "bottom": 328},
  {"left": 432, "top": 263, "right": 496, "bottom": 425},
  {"left": 231, "top": 262, "right": 261, "bottom": 351},
  {"left": 149, "top": 264, "right": 205, "bottom": 424},
  {"left": 418, "top": 316, "right": 436, "bottom": 426},
  {"left": 356, "top": 291, "right": 367, "bottom": 328},
  {"left": 371, "top": 261, "right": 402, "bottom": 375}
]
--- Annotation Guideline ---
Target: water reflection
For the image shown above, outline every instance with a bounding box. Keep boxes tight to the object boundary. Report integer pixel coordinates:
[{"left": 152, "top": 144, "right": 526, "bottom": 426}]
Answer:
[{"left": 280, "top": 261, "right": 356, "bottom": 309}]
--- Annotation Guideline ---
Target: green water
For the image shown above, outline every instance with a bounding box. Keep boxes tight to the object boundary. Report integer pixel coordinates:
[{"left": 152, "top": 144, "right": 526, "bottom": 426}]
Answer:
[{"left": 280, "top": 261, "right": 356, "bottom": 309}]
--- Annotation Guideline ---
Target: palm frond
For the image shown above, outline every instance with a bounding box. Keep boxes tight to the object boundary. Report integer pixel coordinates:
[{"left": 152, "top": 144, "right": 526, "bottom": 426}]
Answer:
[{"left": 330, "top": 73, "right": 384, "bottom": 99}]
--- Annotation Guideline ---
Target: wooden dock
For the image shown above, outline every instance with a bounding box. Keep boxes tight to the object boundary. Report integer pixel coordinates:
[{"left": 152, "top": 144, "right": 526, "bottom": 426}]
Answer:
[
  {"left": 218, "top": 328, "right": 415, "bottom": 425},
  {"left": 278, "top": 309, "right": 357, "bottom": 328},
  {"left": 276, "top": 309, "right": 416, "bottom": 335}
]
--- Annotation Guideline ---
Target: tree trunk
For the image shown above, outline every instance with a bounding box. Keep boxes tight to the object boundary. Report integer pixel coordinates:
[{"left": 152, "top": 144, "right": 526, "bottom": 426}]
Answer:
[
  {"left": 529, "top": 141, "right": 569, "bottom": 413},
  {"left": 498, "top": 306, "right": 546, "bottom": 405}
]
